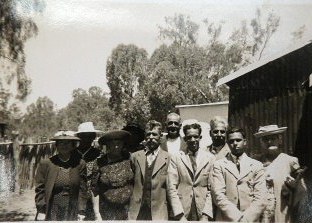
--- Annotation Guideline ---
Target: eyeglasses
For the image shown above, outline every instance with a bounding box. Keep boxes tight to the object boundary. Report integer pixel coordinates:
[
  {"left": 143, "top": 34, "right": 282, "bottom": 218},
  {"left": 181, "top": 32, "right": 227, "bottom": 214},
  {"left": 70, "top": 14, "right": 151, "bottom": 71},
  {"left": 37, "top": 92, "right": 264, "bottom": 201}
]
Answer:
[{"left": 212, "top": 130, "right": 226, "bottom": 134}]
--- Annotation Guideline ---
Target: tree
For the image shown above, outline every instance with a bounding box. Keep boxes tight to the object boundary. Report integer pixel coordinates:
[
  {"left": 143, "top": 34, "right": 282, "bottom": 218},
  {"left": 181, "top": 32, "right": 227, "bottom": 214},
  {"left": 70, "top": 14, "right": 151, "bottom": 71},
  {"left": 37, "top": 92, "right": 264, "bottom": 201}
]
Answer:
[
  {"left": 20, "top": 96, "right": 57, "bottom": 141},
  {"left": 106, "top": 44, "right": 148, "bottom": 114},
  {"left": 57, "top": 86, "right": 122, "bottom": 132},
  {"left": 0, "top": 0, "right": 45, "bottom": 101}
]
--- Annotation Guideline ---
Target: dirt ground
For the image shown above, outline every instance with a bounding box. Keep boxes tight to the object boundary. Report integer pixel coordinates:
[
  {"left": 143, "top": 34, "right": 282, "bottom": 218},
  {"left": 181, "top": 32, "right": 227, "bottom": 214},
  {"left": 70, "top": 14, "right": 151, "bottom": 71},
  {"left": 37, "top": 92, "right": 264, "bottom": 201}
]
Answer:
[{"left": 0, "top": 189, "right": 36, "bottom": 221}]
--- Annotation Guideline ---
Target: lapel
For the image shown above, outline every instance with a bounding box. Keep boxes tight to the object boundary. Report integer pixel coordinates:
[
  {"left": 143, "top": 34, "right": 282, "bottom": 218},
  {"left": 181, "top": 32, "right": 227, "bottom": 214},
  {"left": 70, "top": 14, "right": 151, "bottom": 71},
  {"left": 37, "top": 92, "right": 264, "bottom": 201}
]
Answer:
[
  {"left": 46, "top": 159, "right": 60, "bottom": 201},
  {"left": 239, "top": 153, "right": 252, "bottom": 180},
  {"left": 136, "top": 151, "right": 146, "bottom": 179},
  {"left": 224, "top": 154, "right": 240, "bottom": 179},
  {"left": 152, "top": 149, "right": 168, "bottom": 177},
  {"left": 180, "top": 151, "right": 194, "bottom": 176},
  {"left": 194, "top": 149, "right": 209, "bottom": 178}
]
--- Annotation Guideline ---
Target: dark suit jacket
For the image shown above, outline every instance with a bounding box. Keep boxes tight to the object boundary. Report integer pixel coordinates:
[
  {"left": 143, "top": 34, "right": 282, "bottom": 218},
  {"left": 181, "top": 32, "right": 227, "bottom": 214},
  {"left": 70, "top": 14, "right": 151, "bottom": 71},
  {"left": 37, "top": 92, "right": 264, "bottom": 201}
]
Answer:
[
  {"left": 35, "top": 154, "right": 88, "bottom": 220},
  {"left": 128, "top": 148, "right": 170, "bottom": 220},
  {"left": 160, "top": 136, "right": 187, "bottom": 154}
]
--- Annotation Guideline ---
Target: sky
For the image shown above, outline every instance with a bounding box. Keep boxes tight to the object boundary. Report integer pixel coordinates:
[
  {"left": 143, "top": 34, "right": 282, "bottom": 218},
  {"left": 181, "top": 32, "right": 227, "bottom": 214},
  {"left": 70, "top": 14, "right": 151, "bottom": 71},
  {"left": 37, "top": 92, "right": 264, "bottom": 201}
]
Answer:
[{"left": 20, "top": 0, "right": 312, "bottom": 111}]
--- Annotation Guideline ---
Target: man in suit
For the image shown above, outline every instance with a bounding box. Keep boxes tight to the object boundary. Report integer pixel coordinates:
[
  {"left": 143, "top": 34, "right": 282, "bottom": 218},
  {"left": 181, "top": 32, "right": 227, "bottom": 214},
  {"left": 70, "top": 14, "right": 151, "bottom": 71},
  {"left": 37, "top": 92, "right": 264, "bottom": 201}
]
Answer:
[
  {"left": 167, "top": 122, "right": 215, "bottom": 221},
  {"left": 161, "top": 113, "right": 187, "bottom": 155},
  {"left": 206, "top": 116, "right": 230, "bottom": 160},
  {"left": 128, "top": 120, "right": 170, "bottom": 220},
  {"left": 211, "top": 127, "right": 267, "bottom": 222}
]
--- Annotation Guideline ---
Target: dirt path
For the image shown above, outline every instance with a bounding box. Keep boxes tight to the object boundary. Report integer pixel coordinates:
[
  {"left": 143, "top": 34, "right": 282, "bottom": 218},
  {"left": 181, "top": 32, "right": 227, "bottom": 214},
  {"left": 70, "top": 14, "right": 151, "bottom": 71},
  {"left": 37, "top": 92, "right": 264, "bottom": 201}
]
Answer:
[{"left": 0, "top": 189, "right": 36, "bottom": 221}]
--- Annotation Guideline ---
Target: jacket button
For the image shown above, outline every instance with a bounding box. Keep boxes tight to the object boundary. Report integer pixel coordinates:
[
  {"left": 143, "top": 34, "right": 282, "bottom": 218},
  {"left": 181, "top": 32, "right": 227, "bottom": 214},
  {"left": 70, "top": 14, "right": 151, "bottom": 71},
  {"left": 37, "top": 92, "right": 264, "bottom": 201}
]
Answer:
[{"left": 237, "top": 180, "right": 242, "bottom": 185}]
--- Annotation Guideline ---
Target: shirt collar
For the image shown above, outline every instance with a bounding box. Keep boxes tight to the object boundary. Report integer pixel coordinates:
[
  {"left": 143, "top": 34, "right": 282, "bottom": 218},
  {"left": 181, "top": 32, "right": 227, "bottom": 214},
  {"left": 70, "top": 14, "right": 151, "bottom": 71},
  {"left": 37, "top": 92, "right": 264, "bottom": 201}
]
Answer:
[
  {"left": 230, "top": 152, "right": 245, "bottom": 163},
  {"left": 145, "top": 146, "right": 160, "bottom": 156}
]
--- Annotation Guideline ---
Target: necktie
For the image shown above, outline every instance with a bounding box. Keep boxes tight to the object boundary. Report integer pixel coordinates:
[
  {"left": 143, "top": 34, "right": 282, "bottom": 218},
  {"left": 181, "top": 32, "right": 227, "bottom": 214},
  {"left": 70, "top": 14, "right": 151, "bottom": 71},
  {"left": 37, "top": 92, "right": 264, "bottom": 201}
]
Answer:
[
  {"left": 189, "top": 154, "right": 197, "bottom": 172},
  {"left": 236, "top": 161, "right": 240, "bottom": 173}
]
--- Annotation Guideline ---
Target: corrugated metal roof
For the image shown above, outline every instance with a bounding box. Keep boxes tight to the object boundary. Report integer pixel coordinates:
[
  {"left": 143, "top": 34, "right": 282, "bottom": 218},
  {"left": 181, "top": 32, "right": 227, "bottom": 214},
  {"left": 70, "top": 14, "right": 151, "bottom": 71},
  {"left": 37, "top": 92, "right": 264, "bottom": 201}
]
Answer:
[
  {"left": 217, "top": 39, "right": 312, "bottom": 87},
  {"left": 175, "top": 101, "right": 229, "bottom": 108}
]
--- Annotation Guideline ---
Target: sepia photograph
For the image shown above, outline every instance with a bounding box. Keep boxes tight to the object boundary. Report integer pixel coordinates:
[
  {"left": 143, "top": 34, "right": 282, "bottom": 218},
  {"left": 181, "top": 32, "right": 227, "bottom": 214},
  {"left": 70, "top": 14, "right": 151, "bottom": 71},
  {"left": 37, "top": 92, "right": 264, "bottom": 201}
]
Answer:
[{"left": 1, "top": 0, "right": 312, "bottom": 221}]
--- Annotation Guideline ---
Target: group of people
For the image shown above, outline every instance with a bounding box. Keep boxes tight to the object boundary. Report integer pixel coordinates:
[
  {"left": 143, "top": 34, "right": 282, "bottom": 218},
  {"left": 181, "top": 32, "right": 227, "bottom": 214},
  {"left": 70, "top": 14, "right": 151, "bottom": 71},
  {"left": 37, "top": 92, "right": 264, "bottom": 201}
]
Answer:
[{"left": 34, "top": 113, "right": 307, "bottom": 222}]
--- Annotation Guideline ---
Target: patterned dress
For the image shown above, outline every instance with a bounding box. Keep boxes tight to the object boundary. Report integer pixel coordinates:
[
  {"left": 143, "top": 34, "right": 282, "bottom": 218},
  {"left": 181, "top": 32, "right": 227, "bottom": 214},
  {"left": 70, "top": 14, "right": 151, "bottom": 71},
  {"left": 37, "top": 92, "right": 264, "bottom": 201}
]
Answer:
[{"left": 92, "top": 154, "right": 134, "bottom": 220}]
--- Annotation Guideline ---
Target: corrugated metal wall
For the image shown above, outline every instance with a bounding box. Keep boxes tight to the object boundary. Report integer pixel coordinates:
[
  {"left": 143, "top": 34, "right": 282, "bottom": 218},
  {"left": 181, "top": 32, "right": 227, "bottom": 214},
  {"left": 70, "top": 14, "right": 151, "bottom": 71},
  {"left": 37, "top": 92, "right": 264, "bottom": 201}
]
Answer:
[{"left": 227, "top": 43, "right": 312, "bottom": 163}]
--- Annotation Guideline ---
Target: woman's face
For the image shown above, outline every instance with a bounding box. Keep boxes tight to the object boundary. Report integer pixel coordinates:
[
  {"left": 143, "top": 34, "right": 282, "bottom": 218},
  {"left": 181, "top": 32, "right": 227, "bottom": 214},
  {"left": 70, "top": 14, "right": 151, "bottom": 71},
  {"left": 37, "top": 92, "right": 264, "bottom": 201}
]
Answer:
[
  {"left": 260, "top": 134, "right": 280, "bottom": 151},
  {"left": 106, "top": 139, "right": 125, "bottom": 156},
  {"left": 56, "top": 140, "right": 77, "bottom": 155}
]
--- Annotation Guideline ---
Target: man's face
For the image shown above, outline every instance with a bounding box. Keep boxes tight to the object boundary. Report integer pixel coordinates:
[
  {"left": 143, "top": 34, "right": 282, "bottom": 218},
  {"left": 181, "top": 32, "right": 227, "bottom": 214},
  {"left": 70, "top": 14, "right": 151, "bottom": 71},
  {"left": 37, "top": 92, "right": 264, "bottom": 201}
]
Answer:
[
  {"left": 260, "top": 134, "right": 279, "bottom": 151},
  {"left": 166, "top": 115, "right": 181, "bottom": 139},
  {"left": 227, "top": 132, "right": 246, "bottom": 157},
  {"left": 145, "top": 128, "right": 161, "bottom": 151},
  {"left": 210, "top": 123, "right": 226, "bottom": 146},
  {"left": 77, "top": 132, "right": 96, "bottom": 144},
  {"left": 184, "top": 128, "right": 201, "bottom": 153}
]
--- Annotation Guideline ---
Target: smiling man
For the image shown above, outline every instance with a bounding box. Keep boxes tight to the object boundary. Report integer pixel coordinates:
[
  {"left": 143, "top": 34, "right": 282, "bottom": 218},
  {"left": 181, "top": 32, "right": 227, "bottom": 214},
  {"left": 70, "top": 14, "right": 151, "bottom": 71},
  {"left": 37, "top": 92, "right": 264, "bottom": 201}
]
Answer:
[
  {"left": 161, "top": 113, "right": 187, "bottom": 155},
  {"left": 167, "top": 122, "right": 215, "bottom": 221},
  {"left": 211, "top": 127, "right": 267, "bottom": 222}
]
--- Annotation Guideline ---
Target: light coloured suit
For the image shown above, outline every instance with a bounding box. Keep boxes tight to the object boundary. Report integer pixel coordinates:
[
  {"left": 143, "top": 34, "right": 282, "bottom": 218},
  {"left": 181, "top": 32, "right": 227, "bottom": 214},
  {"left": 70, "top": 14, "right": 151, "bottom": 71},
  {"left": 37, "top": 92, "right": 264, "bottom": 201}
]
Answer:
[
  {"left": 211, "top": 153, "right": 267, "bottom": 222},
  {"left": 128, "top": 148, "right": 170, "bottom": 220},
  {"left": 167, "top": 149, "right": 216, "bottom": 219}
]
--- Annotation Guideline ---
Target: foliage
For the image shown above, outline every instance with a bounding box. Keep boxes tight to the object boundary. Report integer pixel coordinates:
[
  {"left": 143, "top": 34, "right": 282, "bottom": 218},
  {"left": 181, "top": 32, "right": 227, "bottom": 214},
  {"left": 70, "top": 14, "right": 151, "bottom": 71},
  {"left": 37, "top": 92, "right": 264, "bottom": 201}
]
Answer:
[
  {"left": 19, "top": 96, "right": 57, "bottom": 141},
  {"left": 56, "top": 86, "right": 123, "bottom": 132},
  {"left": 0, "top": 0, "right": 45, "bottom": 101},
  {"left": 106, "top": 44, "right": 148, "bottom": 115},
  {"left": 106, "top": 10, "right": 281, "bottom": 125}
]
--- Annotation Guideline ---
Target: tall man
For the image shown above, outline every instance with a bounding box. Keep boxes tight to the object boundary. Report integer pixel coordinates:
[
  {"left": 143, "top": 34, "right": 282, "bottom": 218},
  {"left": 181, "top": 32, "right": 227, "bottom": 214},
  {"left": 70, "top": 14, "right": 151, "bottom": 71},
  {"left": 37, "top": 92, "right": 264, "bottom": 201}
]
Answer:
[
  {"left": 207, "top": 116, "right": 230, "bottom": 160},
  {"left": 167, "top": 122, "right": 215, "bottom": 221},
  {"left": 211, "top": 127, "right": 267, "bottom": 222},
  {"left": 161, "top": 113, "right": 187, "bottom": 155},
  {"left": 128, "top": 120, "right": 170, "bottom": 220}
]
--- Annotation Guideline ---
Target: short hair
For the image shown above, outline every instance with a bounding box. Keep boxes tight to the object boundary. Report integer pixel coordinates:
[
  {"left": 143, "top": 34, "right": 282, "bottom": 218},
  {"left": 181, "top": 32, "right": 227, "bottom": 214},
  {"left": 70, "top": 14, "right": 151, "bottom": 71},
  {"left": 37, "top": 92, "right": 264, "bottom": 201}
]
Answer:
[
  {"left": 210, "top": 116, "right": 228, "bottom": 130},
  {"left": 183, "top": 123, "right": 202, "bottom": 136},
  {"left": 166, "top": 113, "right": 181, "bottom": 123},
  {"left": 226, "top": 127, "right": 246, "bottom": 139},
  {"left": 145, "top": 120, "right": 162, "bottom": 134}
]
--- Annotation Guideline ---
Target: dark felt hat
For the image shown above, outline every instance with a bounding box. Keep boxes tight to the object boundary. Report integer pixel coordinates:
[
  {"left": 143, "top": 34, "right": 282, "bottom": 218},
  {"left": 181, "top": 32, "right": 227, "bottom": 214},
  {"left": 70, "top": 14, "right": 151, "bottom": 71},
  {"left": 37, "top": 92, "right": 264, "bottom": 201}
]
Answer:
[
  {"left": 122, "top": 123, "right": 145, "bottom": 143},
  {"left": 98, "top": 130, "right": 131, "bottom": 145}
]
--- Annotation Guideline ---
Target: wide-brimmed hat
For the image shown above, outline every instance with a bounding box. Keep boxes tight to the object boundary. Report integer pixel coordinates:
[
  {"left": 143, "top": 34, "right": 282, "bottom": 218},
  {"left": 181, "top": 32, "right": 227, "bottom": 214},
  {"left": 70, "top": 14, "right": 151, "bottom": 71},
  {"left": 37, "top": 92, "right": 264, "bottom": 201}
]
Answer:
[
  {"left": 76, "top": 122, "right": 103, "bottom": 135},
  {"left": 122, "top": 123, "right": 145, "bottom": 143},
  {"left": 98, "top": 130, "right": 131, "bottom": 145},
  {"left": 254, "top": 125, "right": 287, "bottom": 138},
  {"left": 51, "top": 130, "right": 80, "bottom": 141}
]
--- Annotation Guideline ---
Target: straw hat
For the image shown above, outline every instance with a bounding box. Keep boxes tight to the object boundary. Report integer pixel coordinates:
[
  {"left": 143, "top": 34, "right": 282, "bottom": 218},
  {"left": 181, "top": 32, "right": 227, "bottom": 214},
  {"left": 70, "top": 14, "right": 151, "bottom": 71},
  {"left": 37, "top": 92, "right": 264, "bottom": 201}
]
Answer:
[
  {"left": 76, "top": 122, "right": 103, "bottom": 135},
  {"left": 98, "top": 130, "right": 131, "bottom": 145},
  {"left": 51, "top": 130, "right": 80, "bottom": 141},
  {"left": 254, "top": 125, "right": 287, "bottom": 138}
]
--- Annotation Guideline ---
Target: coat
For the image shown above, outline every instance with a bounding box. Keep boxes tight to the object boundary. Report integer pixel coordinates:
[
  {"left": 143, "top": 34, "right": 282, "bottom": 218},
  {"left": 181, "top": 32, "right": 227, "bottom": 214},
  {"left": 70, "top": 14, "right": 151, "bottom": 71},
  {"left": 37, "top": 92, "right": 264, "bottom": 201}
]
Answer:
[
  {"left": 206, "top": 143, "right": 231, "bottom": 161},
  {"left": 128, "top": 148, "right": 170, "bottom": 220},
  {"left": 167, "top": 149, "right": 216, "bottom": 219},
  {"left": 160, "top": 136, "right": 187, "bottom": 154},
  {"left": 34, "top": 154, "right": 88, "bottom": 220},
  {"left": 211, "top": 153, "right": 267, "bottom": 222}
]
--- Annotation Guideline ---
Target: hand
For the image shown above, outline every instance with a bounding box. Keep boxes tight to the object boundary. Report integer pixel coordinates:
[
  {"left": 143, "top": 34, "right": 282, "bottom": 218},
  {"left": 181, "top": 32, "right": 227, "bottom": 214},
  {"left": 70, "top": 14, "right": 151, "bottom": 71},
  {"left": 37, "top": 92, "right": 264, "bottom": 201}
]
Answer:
[
  {"left": 36, "top": 213, "right": 46, "bottom": 221},
  {"left": 77, "top": 214, "right": 85, "bottom": 221},
  {"left": 200, "top": 214, "right": 209, "bottom": 221},
  {"left": 285, "top": 175, "right": 296, "bottom": 188}
]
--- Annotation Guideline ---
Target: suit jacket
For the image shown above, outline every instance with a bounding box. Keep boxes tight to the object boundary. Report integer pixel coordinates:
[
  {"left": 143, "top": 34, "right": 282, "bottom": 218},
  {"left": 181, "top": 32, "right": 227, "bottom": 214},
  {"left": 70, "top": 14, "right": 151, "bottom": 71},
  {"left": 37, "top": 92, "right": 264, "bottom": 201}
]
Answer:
[
  {"left": 160, "top": 136, "right": 187, "bottom": 154},
  {"left": 206, "top": 143, "right": 231, "bottom": 160},
  {"left": 211, "top": 153, "right": 267, "bottom": 222},
  {"left": 167, "top": 149, "right": 216, "bottom": 219},
  {"left": 128, "top": 148, "right": 170, "bottom": 220},
  {"left": 35, "top": 154, "right": 88, "bottom": 220}
]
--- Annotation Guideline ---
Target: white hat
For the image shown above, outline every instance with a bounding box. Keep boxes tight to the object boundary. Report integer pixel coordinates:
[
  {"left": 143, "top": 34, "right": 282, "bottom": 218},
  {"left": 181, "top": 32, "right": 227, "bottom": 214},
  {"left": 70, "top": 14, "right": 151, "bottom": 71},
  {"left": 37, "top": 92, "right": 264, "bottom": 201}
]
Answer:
[
  {"left": 76, "top": 122, "right": 103, "bottom": 135},
  {"left": 254, "top": 125, "right": 287, "bottom": 138},
  {"left": 51, "top": 130, "right": 80, "bottom": 141}
]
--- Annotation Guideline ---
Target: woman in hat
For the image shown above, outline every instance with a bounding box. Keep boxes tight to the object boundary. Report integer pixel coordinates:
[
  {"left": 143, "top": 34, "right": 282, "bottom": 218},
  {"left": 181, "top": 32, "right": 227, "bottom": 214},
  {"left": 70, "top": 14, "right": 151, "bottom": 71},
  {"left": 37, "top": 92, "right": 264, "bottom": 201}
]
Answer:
[
  {"left": 35, "top": 130, "right": 87, "bottom": 221},
  {"left": 254, "top": 125, "right": 305, "bottom": 223},
  {"left": 91, "top": 130, "right": 134, "bottom": 220}
]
